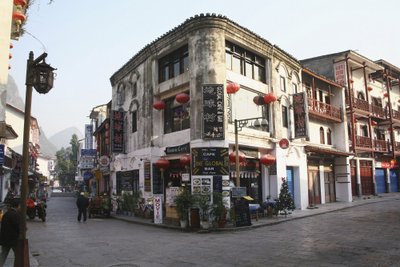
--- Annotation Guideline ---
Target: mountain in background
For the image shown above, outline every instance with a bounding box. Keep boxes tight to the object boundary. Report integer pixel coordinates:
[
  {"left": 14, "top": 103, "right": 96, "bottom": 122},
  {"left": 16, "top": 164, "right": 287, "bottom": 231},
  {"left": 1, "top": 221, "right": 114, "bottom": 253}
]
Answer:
[
  {"left": 7, "top": 75, "right": 83, "bottom": 157},
  {"left": 48, "top": 127, "right": 83, "bottom": 150}
]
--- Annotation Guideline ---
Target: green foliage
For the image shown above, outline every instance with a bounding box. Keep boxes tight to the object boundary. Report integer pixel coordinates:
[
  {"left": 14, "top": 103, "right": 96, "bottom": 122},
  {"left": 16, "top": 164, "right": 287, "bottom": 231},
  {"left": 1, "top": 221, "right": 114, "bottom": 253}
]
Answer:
[
  {"left": 196, "top": 194, "right": 211, "bottom": 221},
  {"left": 54, "top": 134, "right": 80, "bottom": 187},
  {"left": 121, "top": 191, "right": 142, "bottom": 213},
  {"left": 211, "top": 192, "right": 228, "bottom": 223},
  {"left": 174, "top": 187, "right": 195, "bottom": 220},
  {"left": 276, "top": 178, "right": 295, "bottom": 215}
]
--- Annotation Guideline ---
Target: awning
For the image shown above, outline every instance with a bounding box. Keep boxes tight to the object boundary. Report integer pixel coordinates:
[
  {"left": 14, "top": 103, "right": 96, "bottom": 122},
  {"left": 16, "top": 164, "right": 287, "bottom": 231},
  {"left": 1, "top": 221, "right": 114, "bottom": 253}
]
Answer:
[
  {"left": 0, "top": 122, "right": 18, "bottom": 140},
  {"left": 305, "top": 146, "right": 353, "bottom": 157}
]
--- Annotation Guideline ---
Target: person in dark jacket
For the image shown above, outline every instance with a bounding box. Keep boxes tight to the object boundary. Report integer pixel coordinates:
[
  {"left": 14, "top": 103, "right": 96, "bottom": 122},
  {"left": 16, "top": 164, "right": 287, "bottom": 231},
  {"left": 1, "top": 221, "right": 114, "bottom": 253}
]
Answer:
[
  {"left": 0, "top": 199, "right": 20, "bottom": 266},
  {"left": 76, "top": 192, "right": 89, "bottom": 222}
]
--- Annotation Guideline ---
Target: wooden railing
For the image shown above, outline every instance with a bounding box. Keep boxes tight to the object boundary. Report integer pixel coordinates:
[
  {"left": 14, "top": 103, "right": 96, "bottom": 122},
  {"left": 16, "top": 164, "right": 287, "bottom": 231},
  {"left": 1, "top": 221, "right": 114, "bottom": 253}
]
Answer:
[
  {"left": 307, "top": 98, "right": 341, "bottom": 121},
  {"left": 352, "top": 98, "right": 369, "bottom": 112},
  {"left": 373, "top": 139, "right": 388, "bottom": 152},
  {"left": 371, "top": 105, "right": 387, "bottom": 119},
  {"left": 392, "top": 110, "right": 400, "bottom": 121},
  {"left": 355, "top": 135, "right": 372, "bottom": 149}
]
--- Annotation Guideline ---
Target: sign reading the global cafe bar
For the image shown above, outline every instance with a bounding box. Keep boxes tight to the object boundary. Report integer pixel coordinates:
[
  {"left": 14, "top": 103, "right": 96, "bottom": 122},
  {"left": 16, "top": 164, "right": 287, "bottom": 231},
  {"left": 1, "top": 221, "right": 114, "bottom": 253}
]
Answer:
[
  {"left": 192, "top": 147, "right": 229, "bottom": 175},
  {"left": 202, "top": 84, "right": 224, "bottom": 140}
]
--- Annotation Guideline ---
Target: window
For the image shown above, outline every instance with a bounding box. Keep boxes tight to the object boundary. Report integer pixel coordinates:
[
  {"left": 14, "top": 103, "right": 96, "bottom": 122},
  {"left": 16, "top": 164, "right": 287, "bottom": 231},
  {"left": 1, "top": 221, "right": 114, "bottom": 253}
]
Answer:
[
  {"left": 280, "top": 76, "right": 286, "bottom": 92},
  {"left": 131, "top": 111, "right": 137, "bottom": 133},
  {"left": 116, "top": 84, "right": 125, "bottom": 106},
  {"left": 159, "top": 45, "right": 189, "bottom": 83},
  {"left": 320, "top": 127, "right": 325, "bottom": 144},
  {"left": 327, "top": 128, "right": 332, "bottom": 145},
  {"left": 164, "top": 94, "right": 190, "bottom": 134},
  {"left": 282, "top": 106, "right": 288, "bottom": 128},
  {"left": 292, "top": 83, "right": 298, "bottom": 94},
  {"left": 225, "top": 41, "right": 266, "bottom": 83}
]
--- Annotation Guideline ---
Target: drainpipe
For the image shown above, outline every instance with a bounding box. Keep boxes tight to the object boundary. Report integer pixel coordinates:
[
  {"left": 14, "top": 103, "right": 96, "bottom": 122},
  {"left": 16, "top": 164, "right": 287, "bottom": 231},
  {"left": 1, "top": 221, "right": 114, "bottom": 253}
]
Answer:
[{"left": 385, "top": 72, "right": 396, "bottom": 160}]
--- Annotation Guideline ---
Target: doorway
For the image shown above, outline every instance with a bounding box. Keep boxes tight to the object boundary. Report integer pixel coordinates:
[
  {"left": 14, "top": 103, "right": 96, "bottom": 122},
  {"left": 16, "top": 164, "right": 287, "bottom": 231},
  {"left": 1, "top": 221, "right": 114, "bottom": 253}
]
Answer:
[{"left": 308, "top": 162, "right": 321, "bottom": 206}]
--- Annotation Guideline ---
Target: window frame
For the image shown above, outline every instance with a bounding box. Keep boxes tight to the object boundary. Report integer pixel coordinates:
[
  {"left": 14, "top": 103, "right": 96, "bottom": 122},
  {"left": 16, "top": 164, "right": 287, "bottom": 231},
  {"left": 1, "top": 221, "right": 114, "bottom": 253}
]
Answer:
[{"left": 158, "top": 45, "right": 189, "bottom": 83}]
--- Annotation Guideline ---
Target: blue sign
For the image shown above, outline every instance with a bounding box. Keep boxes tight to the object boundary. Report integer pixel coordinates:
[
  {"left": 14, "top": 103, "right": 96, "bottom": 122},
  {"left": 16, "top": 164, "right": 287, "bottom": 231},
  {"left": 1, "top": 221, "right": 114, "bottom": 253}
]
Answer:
[
  {"left": 81, "top": 149, "right": 97, "bottom": 157},
  {"left": 83, "top": 171, "right": 93, "bottom": 181},
  {"left": 0, "top": 144, "right": 4, "bottom": 165}
]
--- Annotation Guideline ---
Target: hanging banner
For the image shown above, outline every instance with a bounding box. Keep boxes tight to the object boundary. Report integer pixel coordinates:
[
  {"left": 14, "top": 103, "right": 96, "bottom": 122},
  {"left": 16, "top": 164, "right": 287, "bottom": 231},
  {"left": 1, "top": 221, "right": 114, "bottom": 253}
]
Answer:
[
  {"left": 153, "top": 195, "right": 163, "bottom": 224},
  {"left": 112, "top": 110, "right": 124, "bottom": 153},
  {"left": 202, "top": 84, "right": 224, "bottom": 140},
  {"left": 292, "top": 92, "right": 309, "bottom": 139}
]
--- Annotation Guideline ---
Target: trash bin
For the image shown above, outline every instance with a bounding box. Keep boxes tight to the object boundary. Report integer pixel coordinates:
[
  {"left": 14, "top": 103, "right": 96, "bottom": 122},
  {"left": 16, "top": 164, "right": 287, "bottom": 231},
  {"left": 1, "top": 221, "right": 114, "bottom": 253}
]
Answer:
[{"left": 190, "top": 208, "right": 200, "bottom": 228}]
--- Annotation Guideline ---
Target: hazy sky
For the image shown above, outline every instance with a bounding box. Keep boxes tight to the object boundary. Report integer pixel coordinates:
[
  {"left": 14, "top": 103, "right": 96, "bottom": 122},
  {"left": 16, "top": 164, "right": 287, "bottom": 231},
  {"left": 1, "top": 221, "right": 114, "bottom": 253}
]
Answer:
[{"left": 9, "top": 0, "right": 400, "bottom": 137}]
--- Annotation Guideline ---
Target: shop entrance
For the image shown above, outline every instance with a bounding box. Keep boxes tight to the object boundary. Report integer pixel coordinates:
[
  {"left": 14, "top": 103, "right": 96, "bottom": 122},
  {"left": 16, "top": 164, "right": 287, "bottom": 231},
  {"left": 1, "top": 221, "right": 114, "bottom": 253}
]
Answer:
[
  {"left": 324, "top": 167, "right": 335, "bottom": 203},
  {"left": 307, "top": 163, "right": 321, "bottom": 207},
  {"left": 360, "top": 160, "right": 373, "bottom": 195}
]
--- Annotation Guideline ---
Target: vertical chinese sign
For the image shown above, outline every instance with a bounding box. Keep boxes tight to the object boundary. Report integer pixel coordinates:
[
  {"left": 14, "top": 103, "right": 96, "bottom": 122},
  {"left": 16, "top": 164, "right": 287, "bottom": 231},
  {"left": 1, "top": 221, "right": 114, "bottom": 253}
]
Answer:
[
  {"left": 292, "top": 92, "right": 309, "bottom": 139},
  {"left": 334, "top": 61, "right": 347, "bottom": 86},
  {"left": 202, "top": 84, "right": 224, "bottom": 140},
  {"left": 112, "top": 110, "right": 124, "bottom": 153},
  {"left": 85, "top": 124, "right": 93, "bottom": 149}
]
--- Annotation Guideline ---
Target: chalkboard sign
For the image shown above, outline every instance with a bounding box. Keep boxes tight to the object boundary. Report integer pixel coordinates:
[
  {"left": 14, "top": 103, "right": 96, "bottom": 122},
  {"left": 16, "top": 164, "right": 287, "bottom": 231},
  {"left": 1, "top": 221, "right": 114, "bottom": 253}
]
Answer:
[
  {"left": 152, "top": 165, "right": 163, "bottom": 194},
  {"left": 202, "top": 84, "right": 224, "bottom": 140},
  {"left": 231, "top": 187, "right": 247, "bottom": 198},
  {"left": 234, "top": 199, "right": 251, "bottom": 227}
]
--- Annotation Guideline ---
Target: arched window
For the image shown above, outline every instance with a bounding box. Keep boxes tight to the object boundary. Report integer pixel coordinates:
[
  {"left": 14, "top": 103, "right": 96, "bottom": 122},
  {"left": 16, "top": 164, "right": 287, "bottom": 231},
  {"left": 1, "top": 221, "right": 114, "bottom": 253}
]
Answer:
[
  {"left": 320, "top": 127, "right": 325, "bottom": 144},
  {"left": 327, "top": 128, "right": 332, "bottom": 145},
  {"left": 116, "top": 83, "right": 125, "bottom": 106}
]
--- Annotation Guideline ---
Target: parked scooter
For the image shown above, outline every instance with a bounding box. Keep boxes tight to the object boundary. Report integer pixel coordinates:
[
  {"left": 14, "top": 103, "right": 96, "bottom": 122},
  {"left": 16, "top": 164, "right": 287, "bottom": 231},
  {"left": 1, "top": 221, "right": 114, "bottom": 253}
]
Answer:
[{"left": 26, "top": 197, "right": 46, "bottom": 222}]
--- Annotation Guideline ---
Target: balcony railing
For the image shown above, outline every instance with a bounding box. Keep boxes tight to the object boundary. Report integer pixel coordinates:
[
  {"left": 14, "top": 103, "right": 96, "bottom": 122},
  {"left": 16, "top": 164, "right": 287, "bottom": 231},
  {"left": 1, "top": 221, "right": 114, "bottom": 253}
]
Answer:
[
  {"left": 307, "top": 98, "right": 341, "bottom": 122},
  {"left": 355, "top": 135, "right": 372, "bottom": 149},
  {"left": 352, "top": 98, "right": 370, "bottom": 113},
  {"left": 373, "top": 139, "right": 388, "bottom": 152},
  {"left": 392, "top": 110, "right": 400, "bottom": 121},
  {"left": 371, "top": 105, "right": 387, "bottom": 119}
]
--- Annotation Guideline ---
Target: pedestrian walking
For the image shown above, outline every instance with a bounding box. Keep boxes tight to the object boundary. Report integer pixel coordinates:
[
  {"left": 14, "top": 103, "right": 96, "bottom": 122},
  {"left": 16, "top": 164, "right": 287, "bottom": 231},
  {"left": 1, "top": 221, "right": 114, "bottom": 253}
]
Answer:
[
  {"left": 76, "top": 192, "right": 89, "bottom": 222},
  {"left": 0, "top": 199, "right": 20, "bottom": 266}
]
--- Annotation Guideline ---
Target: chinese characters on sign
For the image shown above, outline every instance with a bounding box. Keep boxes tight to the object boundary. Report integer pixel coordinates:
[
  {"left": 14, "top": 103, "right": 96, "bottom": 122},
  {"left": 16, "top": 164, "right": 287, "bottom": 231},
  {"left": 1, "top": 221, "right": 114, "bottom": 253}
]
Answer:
[
  {"left": 112, "top": 110, "right": 124, "bottom": 153},
  {"left": 202, "top": 84, "right": 224, "bottom": 140},
  {"left": 334, "top": 62, "right": 347, "bottom": 86},
  {"left": 292, "top": 92, "right": 309, "bottom": 139}
]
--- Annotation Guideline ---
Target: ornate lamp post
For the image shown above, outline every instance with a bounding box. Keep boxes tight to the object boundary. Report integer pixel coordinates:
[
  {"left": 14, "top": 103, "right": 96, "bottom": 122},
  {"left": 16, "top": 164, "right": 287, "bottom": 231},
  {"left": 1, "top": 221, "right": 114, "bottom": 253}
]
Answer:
[
  {"left": 234, "top": 117, "right": 268, "bottom": 187},
  {"left": 16, "top": 52, "right": 56, "bottom": 267}
]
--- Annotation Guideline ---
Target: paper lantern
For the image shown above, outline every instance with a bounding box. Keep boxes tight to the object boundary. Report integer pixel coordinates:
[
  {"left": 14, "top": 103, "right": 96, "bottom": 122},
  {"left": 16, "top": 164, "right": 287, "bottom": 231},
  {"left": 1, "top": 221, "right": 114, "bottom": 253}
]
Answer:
[
  {"left": 14, "top": 0, "right": 27, "bottom": 6},
  {"left": 263, "top": 93, "right": 277, "bottom": 104},
  {"left": 384, "top": 92, "right": 389, "bottom": 98},
  {"left": 179, "top": 154, "right": 191, "bottom": 166},
  {"left": 371, "top": 121, "right": 377, "bottom": 126},
  {"left": 153, "top": 100, "right": 166, "bottom": 110},
  {"left": 175, "top": 93, "right": 190, "bottom": 104},
  {"left": 253, "top": 95, "right": 265, "bottom": 105},
  {"left": 367, "top": 86, "right": 373, "bottom": 91},
  {"left": 226, "top": 83, "right": 240, "bottom": 94},
  {"left": 155, "top": 158, "right": 170, "bottom": 170},
  {"left": 229, "top": 151, "right": 245, "bottom": 163},
  {"left": 260, "top": 154, "right": 275, "bottom": 166}
]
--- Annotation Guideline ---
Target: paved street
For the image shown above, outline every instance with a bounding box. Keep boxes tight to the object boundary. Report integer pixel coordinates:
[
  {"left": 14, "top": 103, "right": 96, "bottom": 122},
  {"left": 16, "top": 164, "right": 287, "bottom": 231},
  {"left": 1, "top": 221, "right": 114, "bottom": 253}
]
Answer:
[{"left": 6, "top": 194, "right": 400, "bottom": 267}]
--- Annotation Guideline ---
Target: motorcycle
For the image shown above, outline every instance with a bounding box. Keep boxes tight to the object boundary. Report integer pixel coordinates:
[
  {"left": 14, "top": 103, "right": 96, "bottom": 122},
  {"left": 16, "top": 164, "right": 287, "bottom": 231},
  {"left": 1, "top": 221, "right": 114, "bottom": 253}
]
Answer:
[{"left": 26, "top": 197, "right": 47, "bottom": 222}]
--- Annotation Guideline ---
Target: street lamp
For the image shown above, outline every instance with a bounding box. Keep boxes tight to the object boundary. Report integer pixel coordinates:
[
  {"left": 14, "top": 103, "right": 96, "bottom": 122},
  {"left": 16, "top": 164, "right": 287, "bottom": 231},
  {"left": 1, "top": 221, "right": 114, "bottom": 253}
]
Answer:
[
  {"left": 17, "top": 52, "right": 56, "bottom": 267},
  {"left": 234, "top": 117, "right": 268, "bottom": 187}
]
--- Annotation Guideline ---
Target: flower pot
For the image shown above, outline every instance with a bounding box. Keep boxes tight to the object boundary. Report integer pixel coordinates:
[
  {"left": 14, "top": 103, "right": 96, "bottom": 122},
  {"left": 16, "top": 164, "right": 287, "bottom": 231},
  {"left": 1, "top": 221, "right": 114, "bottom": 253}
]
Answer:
[
  {"left": 180, "top": 219, "right": 187, "bottom": 228},
  {"left": 200, "top": 220, "right": 210, "bottom": 230}
]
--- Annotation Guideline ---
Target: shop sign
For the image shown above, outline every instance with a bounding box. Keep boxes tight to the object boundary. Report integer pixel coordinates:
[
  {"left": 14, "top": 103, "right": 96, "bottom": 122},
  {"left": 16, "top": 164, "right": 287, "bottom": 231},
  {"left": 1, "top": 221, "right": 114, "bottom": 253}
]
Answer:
[
  {"left": 83, "top": 171, "right": 93, "bottom": 181},
  {"left": 202, "top": 84, "right": 224, "bottom": 140},
  {"left": 85, "top": 124, "right": 93, "bottom": 149},
  {"left": 99, "top": 156, "right": 110, "bottom": 167},
  {"left": 279, "top": 138, "right": 290, "bottom": 149},
  {"left": 153, "top": 195, "right": 163, "bottom": 224},
  {"left": 81, "top": 149, "right": 96, "bottom": 157},
  {"left": 165, "top": 143, "right": 190, "bottom": 154},
  {"left": 181, "top": 173, "right": 190, "bottom": 182},
  {"left": 292, "top": 92, "right": 309, "bottom": 139},
  {"left": 111, "top": 110, "right": 124, "bottom": 153},
  {"left": 192, "top": 147, "right": 229, "bottom": 175},
  {"left": 0, "top": 144, "right": 4, "bottom": 165}
]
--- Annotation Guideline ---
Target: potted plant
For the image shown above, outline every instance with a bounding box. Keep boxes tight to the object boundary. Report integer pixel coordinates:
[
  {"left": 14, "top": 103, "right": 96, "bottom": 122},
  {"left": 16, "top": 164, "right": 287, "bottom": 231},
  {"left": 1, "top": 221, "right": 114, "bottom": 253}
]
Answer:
[
  {"left": 173, "top": 187, "right": 195, "bottom": 228},
  {"left": 197, "top": 194, "right": 211, "bottom": 230},
  {"left": 211, "top": 192, "right": 228, "bottom": 228}
]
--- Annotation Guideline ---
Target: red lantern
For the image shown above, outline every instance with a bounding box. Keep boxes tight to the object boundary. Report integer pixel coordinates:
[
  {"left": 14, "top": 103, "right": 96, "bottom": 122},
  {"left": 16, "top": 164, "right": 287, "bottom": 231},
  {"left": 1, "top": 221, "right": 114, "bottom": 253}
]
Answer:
[
  {"left": 153, "top": 100, "right": 166, "bottom": 110},
  {"left": 226, "top": 83, "right": 240, "bottom": 94},
  {"left": 253, "top": 95, "right": 265, "bottom": 105},
  {"left": 179, "top": 154, "right": 191, "bottom": 166},
  {"left": 12, "top": 11, "right": 26, "bottom": 22},
  {"left": 349, "top": 79, "right": 354, "bottom": 83},
  {"left": 263, "top": 93, "right": 277, "bottom": 104},
  {"left": 14, "top": 0, "right": 27, "bottom": 6},
  {"left": 229, "top": 151, "right": 245, "bottom": 163},
  {"left": 397, "top": 99, "right": 400, "bottom": 103},
  {"left": 155, "top": 158, "right": 169, "bottom": 170},
  {"left": 260, "top": 154, "right": 275, "bottom": 166},
  {"left": 390, "top": 159, "right": 397, "bottom": 166},
  {"left": 175, "top": 93, "right": 190, "bottom": 104},
  {"left": 371, "top": 121, "right": 377, "bottom": 126},
  {"left": 367, "top": 86, "right": 373, "bottom": 91},
  {"left": 384, "top": 92, "right": 389, "bottom": 98}
]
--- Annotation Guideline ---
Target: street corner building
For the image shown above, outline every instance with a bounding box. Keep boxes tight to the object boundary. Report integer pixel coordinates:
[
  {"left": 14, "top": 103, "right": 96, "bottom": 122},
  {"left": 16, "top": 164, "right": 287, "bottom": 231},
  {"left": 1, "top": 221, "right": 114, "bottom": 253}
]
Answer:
[{"left": 80, "top": 14, "right": 399, "bottom": 226}]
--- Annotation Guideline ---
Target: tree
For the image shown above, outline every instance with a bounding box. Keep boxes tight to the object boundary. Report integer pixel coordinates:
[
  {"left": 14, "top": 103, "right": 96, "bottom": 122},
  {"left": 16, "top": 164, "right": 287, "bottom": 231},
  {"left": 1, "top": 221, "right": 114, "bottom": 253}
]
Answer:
[
  {"left": 54, "top": 134, "right": 80, "bottom": 188},
  {"left": 276, "top": 178, "right": 295, "bottom": 217}
]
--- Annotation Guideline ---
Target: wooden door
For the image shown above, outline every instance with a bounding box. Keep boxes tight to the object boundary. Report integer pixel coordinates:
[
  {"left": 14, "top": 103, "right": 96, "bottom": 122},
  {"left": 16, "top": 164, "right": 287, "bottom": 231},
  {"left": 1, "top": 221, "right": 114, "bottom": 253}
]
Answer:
[
  {"left": 324, "top": 171, "right": 335, "bottom": 203},
  {"left": 360, "top": 160, "right": 373, "bottom": 195},
  {"left": 308, "top": 169, "right": 321, "bottom": 206}
]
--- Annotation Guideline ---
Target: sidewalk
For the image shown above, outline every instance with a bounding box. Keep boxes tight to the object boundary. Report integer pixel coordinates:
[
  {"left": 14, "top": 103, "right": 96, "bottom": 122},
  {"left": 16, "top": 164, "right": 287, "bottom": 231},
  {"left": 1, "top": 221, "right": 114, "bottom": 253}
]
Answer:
[{"left": 111, "top": 193, "right": 400, "bottom": 232}]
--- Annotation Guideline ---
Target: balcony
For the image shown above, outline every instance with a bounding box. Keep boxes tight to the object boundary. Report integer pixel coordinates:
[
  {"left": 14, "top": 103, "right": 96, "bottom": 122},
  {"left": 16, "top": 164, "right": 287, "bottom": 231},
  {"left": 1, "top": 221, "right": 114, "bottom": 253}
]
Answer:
[
  {"left": 354, "top": 135, "right": 372, "bottom": 150},
  {"left": 373, "top": 139, "right": 389, "bottom": 153},
  {"left": 392, "top": 109, "right": 400, "bottom": 121},
  {"left": 307, "top": 98, "right": 342, "bottom": 122},
  {"left": 371, "top": 104, "right": 387, "bottom": 120}
]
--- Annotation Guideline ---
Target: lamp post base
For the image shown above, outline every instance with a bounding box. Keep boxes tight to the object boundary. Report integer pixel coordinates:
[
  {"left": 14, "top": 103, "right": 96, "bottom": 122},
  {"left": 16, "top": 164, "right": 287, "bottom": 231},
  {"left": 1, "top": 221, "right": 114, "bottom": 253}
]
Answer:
[{"left": 15, "top": 238, "right": 30, "bottom": 267}]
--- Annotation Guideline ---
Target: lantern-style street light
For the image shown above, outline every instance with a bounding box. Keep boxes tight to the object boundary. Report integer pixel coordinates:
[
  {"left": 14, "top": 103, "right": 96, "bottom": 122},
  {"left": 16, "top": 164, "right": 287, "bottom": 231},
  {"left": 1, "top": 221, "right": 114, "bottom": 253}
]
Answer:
[
  {"left": 16, "top": 52, "right": 56, "bottom": 267},
  {"left": 234, "top": 117, "right": 268, "bottom": 187}
]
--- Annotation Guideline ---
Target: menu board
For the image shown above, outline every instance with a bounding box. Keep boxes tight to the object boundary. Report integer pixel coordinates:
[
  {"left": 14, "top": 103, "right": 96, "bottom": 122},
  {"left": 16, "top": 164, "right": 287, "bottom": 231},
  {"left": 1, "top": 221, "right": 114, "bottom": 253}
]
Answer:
[
  {"left": 202, "top": 84, "right": 224, "bottom": 140},
  {"left": 192, "top": 147, "right": 229, "bottom": 175},
  {"left": 192, "top": 176, "right": 212, "bottom": 196},
  {"left": 234, "top": 199, "right": 251, "bottom": 227},
  {"left": 292, "top": 92, "right": 309, "bottom": 139},
  {"left": 213, "top": 175, "right": 222, "bottom": 193}
]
